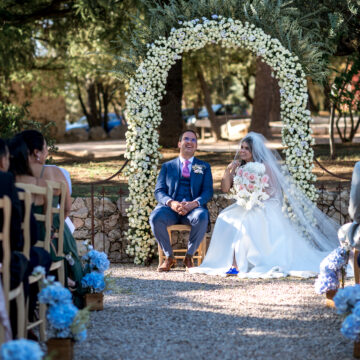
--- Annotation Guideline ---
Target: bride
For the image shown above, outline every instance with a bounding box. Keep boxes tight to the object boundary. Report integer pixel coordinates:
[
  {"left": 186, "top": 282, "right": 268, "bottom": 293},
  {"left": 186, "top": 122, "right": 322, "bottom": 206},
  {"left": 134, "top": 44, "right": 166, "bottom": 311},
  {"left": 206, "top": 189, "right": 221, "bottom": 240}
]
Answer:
[{"left": 189, "top": 132, "right": 340, "bottom": 278}]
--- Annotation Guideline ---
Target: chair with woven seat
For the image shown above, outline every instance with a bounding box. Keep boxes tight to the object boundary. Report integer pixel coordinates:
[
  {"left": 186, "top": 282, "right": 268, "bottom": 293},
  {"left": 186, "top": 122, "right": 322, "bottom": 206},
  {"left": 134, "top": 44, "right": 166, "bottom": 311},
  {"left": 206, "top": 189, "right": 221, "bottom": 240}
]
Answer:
[
  {"left": 157, "top": 224, "right": 207, "bottom": 267},
  {"left": 0, "top": 195, "right": 25, "bottom": 340},
  {"left": 18, "top": 189, "right": 47, "bottom": 341}
]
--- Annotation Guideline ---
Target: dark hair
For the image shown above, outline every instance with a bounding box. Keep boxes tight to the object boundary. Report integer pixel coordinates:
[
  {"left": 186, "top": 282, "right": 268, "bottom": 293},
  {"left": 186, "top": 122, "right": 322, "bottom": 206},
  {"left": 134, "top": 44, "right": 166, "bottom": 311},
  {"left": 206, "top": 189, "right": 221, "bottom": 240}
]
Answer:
[
  {"left": 20, "top": 129, "right": 45, "bottom": 155},
  {"left": 8, "top": 135, "right": 32, "bottom": 176},
  {"left": 0, "top": 138, "right": 8, "bottom": 158},
  {"left": 240, "top": 136, "right": 254, "bottom": 166},
  {"left": 178, "top": 129, "right": 198, "bottom": 142}
]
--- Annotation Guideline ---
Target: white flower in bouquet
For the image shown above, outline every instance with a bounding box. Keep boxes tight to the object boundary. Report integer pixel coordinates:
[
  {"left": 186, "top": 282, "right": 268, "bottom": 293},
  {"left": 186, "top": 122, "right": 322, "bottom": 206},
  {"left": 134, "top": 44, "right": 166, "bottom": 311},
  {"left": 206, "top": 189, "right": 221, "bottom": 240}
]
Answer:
[{"left": 226, "top": 162, "right": 270, "bottom": 210}]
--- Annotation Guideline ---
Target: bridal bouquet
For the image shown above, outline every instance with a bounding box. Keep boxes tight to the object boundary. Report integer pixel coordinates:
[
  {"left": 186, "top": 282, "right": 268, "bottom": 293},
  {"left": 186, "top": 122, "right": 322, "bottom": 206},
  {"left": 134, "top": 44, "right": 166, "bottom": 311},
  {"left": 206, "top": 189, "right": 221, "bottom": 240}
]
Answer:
[{"left": 226, "top": 162, "right": 270, "bottom": 210}]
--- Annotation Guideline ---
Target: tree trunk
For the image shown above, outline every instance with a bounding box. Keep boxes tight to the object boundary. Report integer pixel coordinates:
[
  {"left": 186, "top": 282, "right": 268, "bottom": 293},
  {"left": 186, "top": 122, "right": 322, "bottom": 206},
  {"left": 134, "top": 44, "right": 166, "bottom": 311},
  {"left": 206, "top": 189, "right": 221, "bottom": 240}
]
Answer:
[
  {"left": 101, "top": 84, "right": 110, "bottom": 133},
  {"left": 323, "top": 82, "right": 331, "bottom": 112},
  {"left": 329, "top": 104, "right": 336, "bottom": 159},
  {"left": 241, "top": 78, "right": 253, "bottom": 105},
  {"left": 249, "top": 58, "right": 272, "bottom": 138},
  {"left": 86, "top": 81, "right": 102, "bottom": 128},
  {"left": 159, "top": 59, "right": 184, "bottom": 147},
  {"left": 269, "top": 76, "right": 280, "bottom": 123},
  {"left": 196, "top": 64, "right": 222, "bottom": 141}
]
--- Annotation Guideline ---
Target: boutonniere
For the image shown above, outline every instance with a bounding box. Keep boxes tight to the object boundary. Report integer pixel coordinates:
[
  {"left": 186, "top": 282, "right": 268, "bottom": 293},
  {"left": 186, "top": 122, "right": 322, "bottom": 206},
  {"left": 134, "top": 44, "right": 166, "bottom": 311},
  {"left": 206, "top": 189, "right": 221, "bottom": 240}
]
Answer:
[{"left": 192, "top": 164, "right": 205, "bottom": 174}]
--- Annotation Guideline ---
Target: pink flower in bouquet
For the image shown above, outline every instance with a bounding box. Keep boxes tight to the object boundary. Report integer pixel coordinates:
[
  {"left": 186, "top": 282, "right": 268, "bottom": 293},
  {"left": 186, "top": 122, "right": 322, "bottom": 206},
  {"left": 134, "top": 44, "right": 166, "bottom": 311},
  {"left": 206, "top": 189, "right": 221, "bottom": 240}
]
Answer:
[
  {"left": 248, "top": 173, "right": 256, "bottom": 182},
  {"left": 243, "top": 171, "right": 250, "bottom": 179},
  {"left": 237, "top": 168, "right": 243, "bottom": 176},
  {"left": 261, "top": 175, "right": 269, "bottom": 184},
  {"left": 238, "top": 184, "right": 244, "bottom": 191},
  {"left": 247, "top": 183, "right": 255, "bottom": 191}
]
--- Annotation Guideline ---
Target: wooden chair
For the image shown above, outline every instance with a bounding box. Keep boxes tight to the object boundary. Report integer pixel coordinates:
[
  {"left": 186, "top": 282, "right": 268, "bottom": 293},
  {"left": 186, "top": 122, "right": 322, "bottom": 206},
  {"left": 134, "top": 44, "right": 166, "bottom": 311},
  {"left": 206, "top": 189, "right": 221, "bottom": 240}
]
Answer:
[
  {"left": 158, "top": 224, "right": 207, "bottom": 266},
  {"left": 354, "top": 249, "right": 359, "bottom": 284},
  {"left": 18, "top": 190, "right": 47, "bottom": 341},
  {"left": 0, "top": 196, "right": 25, "bottom": 339},
  {"left": 16, "top": 182, "right": 53, "bottom": 252},
  {"left": 45, "top": 180, "right": 66, "bottom": 287}
]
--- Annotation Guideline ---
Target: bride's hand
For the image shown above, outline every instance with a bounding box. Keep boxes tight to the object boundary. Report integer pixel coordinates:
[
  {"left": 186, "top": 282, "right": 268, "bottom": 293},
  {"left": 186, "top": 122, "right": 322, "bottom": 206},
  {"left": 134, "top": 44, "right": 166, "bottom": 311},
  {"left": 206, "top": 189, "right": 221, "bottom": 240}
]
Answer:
[{"left": 226, "top": 160, "right": 240, "bottom": 175}]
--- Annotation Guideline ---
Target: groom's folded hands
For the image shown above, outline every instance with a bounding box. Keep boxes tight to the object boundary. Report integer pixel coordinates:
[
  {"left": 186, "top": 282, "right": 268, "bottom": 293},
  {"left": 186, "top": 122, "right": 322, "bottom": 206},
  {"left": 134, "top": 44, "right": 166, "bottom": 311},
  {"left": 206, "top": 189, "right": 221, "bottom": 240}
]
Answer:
[
  {"left": 168, "top": 200, "right": 199, "bottom": 215},
  {"left": 180, "top": 201, "right": 199, "bottom": 215}
]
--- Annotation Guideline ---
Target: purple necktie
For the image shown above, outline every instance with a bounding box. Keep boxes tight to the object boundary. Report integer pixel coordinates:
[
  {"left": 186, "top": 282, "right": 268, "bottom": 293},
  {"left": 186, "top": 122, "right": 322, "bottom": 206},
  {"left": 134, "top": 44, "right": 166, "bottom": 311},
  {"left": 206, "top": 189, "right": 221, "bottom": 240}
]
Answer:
[{"left": 182, "top": 160, "right": 191, "bottom": 178}]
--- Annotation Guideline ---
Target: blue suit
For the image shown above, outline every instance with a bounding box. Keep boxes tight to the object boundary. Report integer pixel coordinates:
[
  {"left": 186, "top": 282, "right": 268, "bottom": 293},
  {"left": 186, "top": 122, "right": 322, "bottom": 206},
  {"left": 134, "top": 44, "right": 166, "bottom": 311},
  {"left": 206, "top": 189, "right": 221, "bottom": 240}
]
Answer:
[{"left": 150, "top": 157, "right": 213, "bottom": 257}]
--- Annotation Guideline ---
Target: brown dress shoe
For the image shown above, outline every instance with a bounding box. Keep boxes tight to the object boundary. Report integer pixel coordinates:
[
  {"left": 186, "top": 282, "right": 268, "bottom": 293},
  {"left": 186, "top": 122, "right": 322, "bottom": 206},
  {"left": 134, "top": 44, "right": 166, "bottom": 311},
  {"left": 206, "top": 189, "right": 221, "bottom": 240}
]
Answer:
[
  {"left": 157, "top": 257, "right": 176, "bottom": 272},
  {"left": 183, "top": 256, "right": 194, "bottom": 269}
]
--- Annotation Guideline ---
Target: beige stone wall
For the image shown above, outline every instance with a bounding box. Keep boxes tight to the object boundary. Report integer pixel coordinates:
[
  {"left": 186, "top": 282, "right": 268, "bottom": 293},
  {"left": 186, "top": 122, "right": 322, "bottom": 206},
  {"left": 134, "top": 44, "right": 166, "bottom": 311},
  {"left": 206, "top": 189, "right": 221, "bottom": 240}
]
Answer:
[
  {"left": 70, "top": 191, "right": 351, "bottom": 263},
  {"left": 10, "top": 82, "right": 66, "bottom": 140}
]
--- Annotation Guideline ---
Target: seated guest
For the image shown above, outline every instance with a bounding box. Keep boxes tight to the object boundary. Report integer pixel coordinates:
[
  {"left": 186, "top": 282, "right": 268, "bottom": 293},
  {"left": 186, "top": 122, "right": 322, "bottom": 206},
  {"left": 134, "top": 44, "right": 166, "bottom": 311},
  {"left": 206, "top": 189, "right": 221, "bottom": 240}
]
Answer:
[
  {"left": 339, "top": 162, "right": 360, "bottom": 264},
  {"left": 0, "top": 138, "right": 29, "bottom": 337},
  {"left": 2, "top": 137, "right": 51, "bottom": 327},
  {"left": 6, "top": 136, "right": 51, "bottom": 272},
  {"left": 15, "top": 130, "right": 84, "bottom": 307}
]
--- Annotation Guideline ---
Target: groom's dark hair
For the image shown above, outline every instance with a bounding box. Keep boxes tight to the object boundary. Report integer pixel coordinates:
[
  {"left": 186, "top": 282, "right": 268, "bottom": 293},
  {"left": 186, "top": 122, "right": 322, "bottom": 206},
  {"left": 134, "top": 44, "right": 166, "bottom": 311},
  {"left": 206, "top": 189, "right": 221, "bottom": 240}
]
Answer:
[{"left": 178, "top": 129, "right": 198, "bottom": 142}]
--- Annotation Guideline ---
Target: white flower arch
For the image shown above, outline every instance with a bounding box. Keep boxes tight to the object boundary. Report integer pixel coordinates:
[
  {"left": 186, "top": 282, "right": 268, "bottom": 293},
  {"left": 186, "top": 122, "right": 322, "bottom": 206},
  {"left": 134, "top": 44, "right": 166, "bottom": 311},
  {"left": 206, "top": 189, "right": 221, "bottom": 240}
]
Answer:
[{"left": 125, "top": 16, "right": 316, "bottom": 264}]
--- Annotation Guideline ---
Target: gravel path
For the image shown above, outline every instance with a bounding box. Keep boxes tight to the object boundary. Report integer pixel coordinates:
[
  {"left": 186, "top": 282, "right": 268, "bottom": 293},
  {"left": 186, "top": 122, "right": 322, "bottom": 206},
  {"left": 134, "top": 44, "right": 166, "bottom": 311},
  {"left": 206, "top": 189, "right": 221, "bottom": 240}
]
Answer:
[{"left": 74, "top": 264, "right": 353, "bottom": 360}]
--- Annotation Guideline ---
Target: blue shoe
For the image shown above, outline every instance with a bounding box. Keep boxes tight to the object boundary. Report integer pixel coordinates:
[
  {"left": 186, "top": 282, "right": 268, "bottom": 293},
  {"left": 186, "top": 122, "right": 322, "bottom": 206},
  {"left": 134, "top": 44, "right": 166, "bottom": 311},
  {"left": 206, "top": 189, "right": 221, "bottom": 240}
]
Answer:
[{"left": 225, "top": 267, "right": 239, "bottom": 276}]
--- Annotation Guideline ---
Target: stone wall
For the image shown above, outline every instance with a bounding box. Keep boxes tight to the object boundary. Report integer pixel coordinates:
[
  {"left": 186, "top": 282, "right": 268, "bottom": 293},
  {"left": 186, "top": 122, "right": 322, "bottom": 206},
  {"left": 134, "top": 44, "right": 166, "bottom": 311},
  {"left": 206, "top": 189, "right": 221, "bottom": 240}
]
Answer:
[
  {"left": 70, "top": 189, "right": 351, "bottom": 263},
  {"left": 10, "top": 82, "right": 66, "bottom": 140}
]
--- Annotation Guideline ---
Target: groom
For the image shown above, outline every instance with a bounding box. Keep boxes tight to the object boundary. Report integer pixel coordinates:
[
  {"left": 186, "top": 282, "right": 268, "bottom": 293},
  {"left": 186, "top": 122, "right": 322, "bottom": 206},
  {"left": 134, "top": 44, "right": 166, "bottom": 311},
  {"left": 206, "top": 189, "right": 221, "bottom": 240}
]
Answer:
[{"left": 150, "top": 130, "right": 213, "bottom": 272}]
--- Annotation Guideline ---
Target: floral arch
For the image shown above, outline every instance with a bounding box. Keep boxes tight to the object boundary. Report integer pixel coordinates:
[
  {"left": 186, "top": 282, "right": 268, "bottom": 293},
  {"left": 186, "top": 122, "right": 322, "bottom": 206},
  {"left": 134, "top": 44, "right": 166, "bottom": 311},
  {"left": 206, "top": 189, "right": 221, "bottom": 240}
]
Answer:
[{"left": 125, "top": 16, "right": 316, "bottom": 264}]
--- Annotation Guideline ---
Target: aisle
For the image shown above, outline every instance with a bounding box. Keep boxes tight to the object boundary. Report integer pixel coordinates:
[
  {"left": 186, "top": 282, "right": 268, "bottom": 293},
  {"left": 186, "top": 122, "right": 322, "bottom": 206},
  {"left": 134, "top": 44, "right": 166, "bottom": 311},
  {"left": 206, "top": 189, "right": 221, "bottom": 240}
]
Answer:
[{"left": 74, "top": 264, "right": 352, "bottom": 360}]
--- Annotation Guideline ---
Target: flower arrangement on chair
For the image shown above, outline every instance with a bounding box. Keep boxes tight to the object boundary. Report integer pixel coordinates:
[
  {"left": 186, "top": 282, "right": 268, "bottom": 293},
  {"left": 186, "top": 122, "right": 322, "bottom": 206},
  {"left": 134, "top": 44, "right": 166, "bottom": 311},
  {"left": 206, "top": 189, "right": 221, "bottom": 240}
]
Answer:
[
  {"left": 37, "top": 273, "right": 89, "bottom": 360},
  {"left": 333, "top": 285, "right": 360, "bottom": 358},
  {"left": 81, "top": 240, "right": 110, "bottom": 310},
  {"left": 0, "top": 339, "right": 44, "bottom": 360},
  {"left": 314, "top": 246, "right": 350, "bottom": 306}
]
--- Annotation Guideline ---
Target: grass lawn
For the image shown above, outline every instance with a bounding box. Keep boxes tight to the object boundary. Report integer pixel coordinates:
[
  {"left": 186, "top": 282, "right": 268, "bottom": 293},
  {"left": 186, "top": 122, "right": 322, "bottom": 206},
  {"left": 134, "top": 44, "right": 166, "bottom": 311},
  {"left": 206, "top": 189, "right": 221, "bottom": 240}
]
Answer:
[{"left": 50, "top": 142, "right": 360, "bottom": 198}]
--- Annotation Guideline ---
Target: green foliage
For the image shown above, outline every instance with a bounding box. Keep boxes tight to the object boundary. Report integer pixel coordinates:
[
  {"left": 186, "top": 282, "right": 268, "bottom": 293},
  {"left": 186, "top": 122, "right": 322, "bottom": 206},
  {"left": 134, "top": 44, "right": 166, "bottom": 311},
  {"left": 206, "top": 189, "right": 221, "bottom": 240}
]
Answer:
[
  {"left": 117, "top": 0, "right": 359, "bottom": 83},
  {"left": 117, "top": 0, "right": 329, "bottom": 81},
  {"left": 183, "top": 44, "right": 255, "bottom": 108},
  {"left": 70, "top": 308, "right": 90, "bottom": 336},
  {"left": 0, "top": 102, "right": 29, "bottom": 139},
  {"left": 0, "top": 101, "right": 57, "bottom": 151},
  {"left": 329, "top": 54, "right": 360, "bottom": 142},
  {"left": 0, "top": 0, "right": 137, "bottom": 125}
]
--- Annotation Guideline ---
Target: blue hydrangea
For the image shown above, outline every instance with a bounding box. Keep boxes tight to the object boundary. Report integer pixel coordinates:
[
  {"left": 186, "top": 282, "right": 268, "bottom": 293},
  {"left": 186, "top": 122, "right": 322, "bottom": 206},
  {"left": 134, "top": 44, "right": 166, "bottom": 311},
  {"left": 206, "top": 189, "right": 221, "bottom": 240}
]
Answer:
[
  {"left": 56, "top": 328, "right": 72, "bottom": 338},
  {"left": 320, "top": 247, "right": 349, "bottom": 272},
  {"left": 334, "top": 285, "right": 360, "bottom": 314},
  {"left": 81, "top": 272, "right": 105, "bottom": 293},
  {"left": 83, "top": 250, "right": 110, "bottom": 272},
  {"left": 1, "top": 339, "right": 44, "bottom": 360},
  {"left": 38, "top": 284, "right": 72, "bottom": 306},
  {"left": 47, "top": 302, "right": 78, "bottom": 330},
  {"left": 353, "top": 302, "right": 360, "bottom": 319},
  {"left": 211, "top": 14, "right": 219, "bottom": 19},
  {"left": 341, "top": 314, "right": 360, "bottom": 341},
  {"left": 314, "top": 272, "right": 339, "bottom": 295}
]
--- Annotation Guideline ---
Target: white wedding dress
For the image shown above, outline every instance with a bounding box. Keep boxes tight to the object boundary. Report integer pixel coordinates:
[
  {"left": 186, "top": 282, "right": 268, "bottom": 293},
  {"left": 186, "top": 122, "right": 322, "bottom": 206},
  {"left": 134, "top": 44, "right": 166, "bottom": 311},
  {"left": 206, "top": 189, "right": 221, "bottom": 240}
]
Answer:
[{"left": 189, "top": 196, "right": 335, "bottom": 279}]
